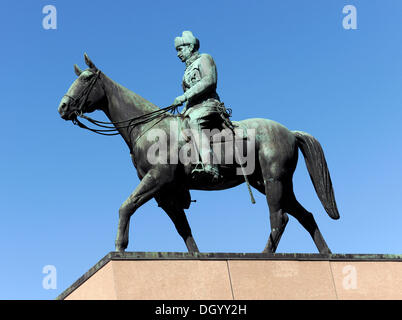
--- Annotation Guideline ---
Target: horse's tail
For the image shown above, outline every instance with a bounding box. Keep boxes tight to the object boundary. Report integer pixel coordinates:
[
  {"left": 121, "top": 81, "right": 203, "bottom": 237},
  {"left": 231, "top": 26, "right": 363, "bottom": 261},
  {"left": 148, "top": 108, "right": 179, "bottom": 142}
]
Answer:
[{"left": 293, "top": 130, "right": 340, "bottom": 220}]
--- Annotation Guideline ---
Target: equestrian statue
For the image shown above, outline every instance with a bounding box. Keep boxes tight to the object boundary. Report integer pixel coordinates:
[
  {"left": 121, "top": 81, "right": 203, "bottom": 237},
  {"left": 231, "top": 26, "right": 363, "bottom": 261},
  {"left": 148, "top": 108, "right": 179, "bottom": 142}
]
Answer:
[{"left": 58, "top": 31, "right": 340, "bottom": 254}]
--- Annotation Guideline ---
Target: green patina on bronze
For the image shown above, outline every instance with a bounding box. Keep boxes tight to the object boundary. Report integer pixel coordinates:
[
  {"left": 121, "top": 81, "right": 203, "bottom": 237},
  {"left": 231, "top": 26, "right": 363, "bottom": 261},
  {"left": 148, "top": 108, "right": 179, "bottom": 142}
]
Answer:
[
  {"left": 58, "top": 32, "right": 340, "bottom": 255},
  {"left": 172, "top": 31, "right": 223, "bottom": 180}
]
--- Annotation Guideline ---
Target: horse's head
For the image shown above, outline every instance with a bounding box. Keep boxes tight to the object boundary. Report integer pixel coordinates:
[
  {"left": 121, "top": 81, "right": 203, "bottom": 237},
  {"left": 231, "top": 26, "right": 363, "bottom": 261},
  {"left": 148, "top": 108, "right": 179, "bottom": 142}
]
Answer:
[{"left": 58, "top": 53, "right": 105, "bottom": 121}]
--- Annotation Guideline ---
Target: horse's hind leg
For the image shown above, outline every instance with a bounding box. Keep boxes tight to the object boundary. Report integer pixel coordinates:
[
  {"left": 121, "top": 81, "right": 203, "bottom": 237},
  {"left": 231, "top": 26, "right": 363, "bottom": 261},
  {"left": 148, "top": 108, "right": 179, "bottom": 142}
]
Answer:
[
  {"left": 249, "top": 175, "right": 289, "bottom": 253},
  {"left": 262, "top": 179, "right": 289, "bottom": 253},
  {"left": 285, "top": 193, "right": 331, "bottom": 254},
  {"left": 160, "top": 204, "right": 199, "bottom": 253}
]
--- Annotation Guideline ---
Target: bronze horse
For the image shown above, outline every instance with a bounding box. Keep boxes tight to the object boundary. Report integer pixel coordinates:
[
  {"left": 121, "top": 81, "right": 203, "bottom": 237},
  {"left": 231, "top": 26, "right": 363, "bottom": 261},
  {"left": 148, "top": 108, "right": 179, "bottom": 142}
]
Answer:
[{"left": 58, "top": 54, "right": 339, "bottom": 253}]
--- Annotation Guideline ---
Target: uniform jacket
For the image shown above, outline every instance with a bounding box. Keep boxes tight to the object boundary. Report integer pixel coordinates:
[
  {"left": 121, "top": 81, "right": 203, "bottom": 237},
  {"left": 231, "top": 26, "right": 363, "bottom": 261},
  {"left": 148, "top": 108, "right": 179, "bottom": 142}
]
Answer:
[{"left": 182, "top": 53, "right": 220, "bottom": 109}]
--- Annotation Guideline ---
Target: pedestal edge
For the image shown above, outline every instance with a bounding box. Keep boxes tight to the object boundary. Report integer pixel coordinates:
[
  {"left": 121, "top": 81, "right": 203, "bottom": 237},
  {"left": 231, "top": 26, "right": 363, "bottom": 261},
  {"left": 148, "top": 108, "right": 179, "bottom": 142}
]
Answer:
[{"left": 56, "top": 252, "right": 402, "bottom": 300}]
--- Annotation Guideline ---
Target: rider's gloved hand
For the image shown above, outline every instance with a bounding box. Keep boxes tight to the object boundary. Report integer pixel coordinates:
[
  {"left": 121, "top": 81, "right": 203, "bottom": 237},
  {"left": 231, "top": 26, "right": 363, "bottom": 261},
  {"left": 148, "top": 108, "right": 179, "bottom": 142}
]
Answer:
[{"left": 172, "top": 94, "right": 187, "bottom": 107}]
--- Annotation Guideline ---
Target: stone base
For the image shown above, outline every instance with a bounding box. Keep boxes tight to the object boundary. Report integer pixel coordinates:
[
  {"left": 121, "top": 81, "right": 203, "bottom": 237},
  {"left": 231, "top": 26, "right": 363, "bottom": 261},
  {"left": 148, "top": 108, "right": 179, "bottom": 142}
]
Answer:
[{"left": 57, "top": 252, "right": 402, "bottom": 300}]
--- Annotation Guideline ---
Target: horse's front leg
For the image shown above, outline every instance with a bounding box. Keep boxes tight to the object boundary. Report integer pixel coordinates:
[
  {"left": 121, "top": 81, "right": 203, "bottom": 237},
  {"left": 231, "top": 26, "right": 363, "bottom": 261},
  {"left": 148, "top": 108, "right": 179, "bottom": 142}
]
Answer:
[{"left": 115, "top": 169, "right": 165, "bottom": 252}]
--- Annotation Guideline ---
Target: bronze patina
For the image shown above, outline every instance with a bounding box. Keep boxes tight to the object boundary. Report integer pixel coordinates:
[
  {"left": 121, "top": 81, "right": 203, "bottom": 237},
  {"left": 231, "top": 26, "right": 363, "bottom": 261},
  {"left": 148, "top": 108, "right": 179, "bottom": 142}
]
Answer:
[
  {"left": 172, "top": 31, "right": 223, "bottom": 181},
  {"left": 57, "top": 32, "right": 340, "bottom": 254}
]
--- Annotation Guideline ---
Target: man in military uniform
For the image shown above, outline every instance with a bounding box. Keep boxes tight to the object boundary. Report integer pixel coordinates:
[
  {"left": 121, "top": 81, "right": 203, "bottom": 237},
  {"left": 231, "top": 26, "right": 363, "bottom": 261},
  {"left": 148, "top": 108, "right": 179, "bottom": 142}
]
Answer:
[{"left": 172, "top": 31, "right": 223, "bottom": 181}]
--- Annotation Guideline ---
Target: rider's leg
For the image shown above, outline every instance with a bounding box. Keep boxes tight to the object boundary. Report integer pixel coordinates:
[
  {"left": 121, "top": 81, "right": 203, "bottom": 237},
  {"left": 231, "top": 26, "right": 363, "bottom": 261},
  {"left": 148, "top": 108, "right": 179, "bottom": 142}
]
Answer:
[{"left": 188, "top": 119, "right": 220, "bottom": 179}]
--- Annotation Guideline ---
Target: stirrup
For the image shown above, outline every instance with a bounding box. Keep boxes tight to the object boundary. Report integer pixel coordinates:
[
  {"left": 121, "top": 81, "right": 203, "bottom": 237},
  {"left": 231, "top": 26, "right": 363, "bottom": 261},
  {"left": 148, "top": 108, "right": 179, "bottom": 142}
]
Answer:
[{"left": 191, "top": 163, "right": 221, "bottom": 181}]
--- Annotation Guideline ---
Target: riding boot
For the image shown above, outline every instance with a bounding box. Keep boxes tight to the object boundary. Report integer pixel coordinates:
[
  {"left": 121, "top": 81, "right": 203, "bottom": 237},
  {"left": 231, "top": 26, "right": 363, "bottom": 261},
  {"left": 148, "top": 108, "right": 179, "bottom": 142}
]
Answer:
[{"left": 188, "top": 121, "right": 221, "bottom": 181}]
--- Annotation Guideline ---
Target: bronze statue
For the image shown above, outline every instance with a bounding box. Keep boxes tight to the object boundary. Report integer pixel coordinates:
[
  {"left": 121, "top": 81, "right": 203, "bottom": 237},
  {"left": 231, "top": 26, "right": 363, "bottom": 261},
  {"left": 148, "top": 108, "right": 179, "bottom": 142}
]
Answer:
[
  {"left": 172, "top": 31, "right": 222, "bottom": 181},
  {"left": 57, "top": 33, "right": 340, "bottom": 254}
]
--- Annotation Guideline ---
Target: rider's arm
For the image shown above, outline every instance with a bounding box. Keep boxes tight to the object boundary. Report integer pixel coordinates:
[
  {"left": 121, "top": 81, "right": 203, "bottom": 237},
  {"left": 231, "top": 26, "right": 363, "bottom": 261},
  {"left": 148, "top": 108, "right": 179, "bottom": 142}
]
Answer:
[{"left": 183, "top": 54, "right": 217, "bottom": 101}]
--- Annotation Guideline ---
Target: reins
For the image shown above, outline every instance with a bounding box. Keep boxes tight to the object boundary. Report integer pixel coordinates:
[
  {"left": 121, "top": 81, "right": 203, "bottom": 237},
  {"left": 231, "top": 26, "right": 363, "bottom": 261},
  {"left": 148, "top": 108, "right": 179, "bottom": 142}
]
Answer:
[
  {"left": 73, "top": 105, "right": 179, "bottom": 136},
  {"left": 67, "top": 70, "right": 179, "bottom": 136},
  {"left": 65, "top": 67, "right": 256, "bottom": 204}
]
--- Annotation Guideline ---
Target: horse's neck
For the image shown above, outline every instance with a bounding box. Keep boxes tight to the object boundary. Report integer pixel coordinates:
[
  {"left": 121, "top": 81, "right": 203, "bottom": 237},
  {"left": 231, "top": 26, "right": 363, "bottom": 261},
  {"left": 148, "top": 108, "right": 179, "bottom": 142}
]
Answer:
[{"left": 101, "top": 73, "right": 159, "bottom": 148}]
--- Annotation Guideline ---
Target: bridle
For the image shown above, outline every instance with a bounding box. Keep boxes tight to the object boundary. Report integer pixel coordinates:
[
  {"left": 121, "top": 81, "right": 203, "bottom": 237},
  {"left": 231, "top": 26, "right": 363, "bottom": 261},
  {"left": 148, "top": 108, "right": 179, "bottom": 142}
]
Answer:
[
  {"left": 64, "top": 69, "right": 179, "bottom": 136},
  {"left": 64, "top": 70, "right": 101, "bottom": 118}
]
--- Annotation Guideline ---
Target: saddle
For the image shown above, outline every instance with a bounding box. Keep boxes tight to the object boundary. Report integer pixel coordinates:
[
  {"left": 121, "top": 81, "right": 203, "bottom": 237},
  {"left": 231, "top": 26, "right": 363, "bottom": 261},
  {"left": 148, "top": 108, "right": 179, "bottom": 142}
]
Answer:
[
  {"left": 176, "top": 103, "right": 249, "bottom": 179},
  {"left": 178, "top": 102, "right": 247, "bottom": 143}
]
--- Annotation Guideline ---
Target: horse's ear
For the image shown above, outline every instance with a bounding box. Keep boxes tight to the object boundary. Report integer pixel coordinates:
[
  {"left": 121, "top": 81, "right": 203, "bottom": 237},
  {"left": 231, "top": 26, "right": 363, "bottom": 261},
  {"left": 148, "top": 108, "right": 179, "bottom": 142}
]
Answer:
[
  {"left": 84, "top": 53, "right": 96, "bottom": 69},
  {"left": 74, "top": 64, "right": 83, "bottom": 76}
]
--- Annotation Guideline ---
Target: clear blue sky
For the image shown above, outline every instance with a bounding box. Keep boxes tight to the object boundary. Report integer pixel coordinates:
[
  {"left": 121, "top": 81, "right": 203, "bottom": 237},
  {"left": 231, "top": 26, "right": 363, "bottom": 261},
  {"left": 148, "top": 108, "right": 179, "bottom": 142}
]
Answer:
[{"left": 0, "top": 0, "right": 401, "bottom": 299}]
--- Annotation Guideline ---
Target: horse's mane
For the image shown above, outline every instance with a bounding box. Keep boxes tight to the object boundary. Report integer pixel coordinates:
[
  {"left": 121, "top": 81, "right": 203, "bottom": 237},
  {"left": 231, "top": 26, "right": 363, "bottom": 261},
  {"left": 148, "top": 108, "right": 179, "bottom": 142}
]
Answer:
[{"left": 104, "top": 72, "right": 161, "bottom": 114}]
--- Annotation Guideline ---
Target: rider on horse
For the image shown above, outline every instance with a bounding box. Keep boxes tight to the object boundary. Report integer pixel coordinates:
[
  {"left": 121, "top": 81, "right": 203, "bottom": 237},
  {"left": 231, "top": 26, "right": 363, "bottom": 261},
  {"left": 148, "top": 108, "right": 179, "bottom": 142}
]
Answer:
[{"left": 172, "top": 31, "right": 226, "bottom": 181}]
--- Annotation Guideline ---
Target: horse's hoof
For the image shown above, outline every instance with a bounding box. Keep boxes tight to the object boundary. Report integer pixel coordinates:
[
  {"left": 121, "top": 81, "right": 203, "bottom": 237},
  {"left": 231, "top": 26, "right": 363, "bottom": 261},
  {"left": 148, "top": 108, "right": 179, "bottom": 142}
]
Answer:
[
  {"left": 115, "top": 246, "right": 126, "bottom": 252},
  {"left": 320, "top": 249, "right": 332, "bottom": 255}
]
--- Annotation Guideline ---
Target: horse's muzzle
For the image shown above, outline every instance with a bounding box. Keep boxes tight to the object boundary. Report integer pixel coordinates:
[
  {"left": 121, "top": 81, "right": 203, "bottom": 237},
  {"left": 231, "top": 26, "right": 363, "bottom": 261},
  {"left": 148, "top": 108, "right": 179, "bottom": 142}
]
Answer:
[{"left": 58, "top": 97, "right": 75, "bottom": 120}]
